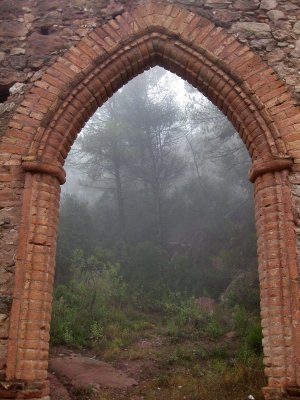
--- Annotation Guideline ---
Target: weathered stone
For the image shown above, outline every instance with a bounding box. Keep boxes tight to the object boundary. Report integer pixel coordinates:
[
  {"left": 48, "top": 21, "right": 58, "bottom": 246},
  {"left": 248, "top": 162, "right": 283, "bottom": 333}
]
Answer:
[
  {"left": 9, "top": 55, "right": 27, "bottom": 70},
  {"left": 267, "top": 48, "right": 286, "bottom": 64},
  {"left": 230, "top": 21, "right": 271, "bottom": 34},
  {"left": 272, "top": 29, "right": 290, "bottom": 41},
  {"left": 0, "top": 315, "right": 6, "bottom": 324},
  {"left": 0, "top": 21, "right": 28, "bottom": 37},
  {"left": 281, "top": 2, "right": 299, "bottom": 11},
  {"left": 26, "top": 32, "right": 66, "bottom": 55},
  {"left": 23, "top": 12, "right": 35, "bottom": 23},
  {"left": 276, "top": 20, "right": 292, "bottom": 32},
  {"left": 278, "top": 42, "right": 288, "bottom": 47},
  {"left": 260, "top": 0, "right": 277, "bottom": 11},
  {"left": 0, "top": 69, "right": 18, "bottom": 87},
  {"left": 205, "top": 0, "right": 232, "bottom": 8},
  {"left": 232, "top": 0, "right": 259, "bottom": 11},
  {"left": 9, "top": 82, "right": 26, "bottom": 95},
  {"left": 285, "top": 75, "right": 298, "bottom": 85},
  {"left": 293, "top": 21, "right": 300, "bottom": 35},
  {"left": 0, "top": 343, "right": 7, "bottom": 369},
  {"left": 212, "top": 9, "right": 240, "bottom": 24},
  {"left": 250, "top": 38, "right": 273, "bottom": 50},
  {"left": 290, "top": 39, "right": 300, "bottom": 57},
  {"left": 267, "top": 9, "right": 286, "bottom": 22},
  {"left": 0, "top": 103, "right": 15, "bottom": 116},
  {"left": 195, "top": 297, "right": 217, "bottom": 314},
  {"left": 10, "top": 48, "right": 25, "bottom": 56},
  {"left": 0, "top": 295, "right": 12, "bottom": 314}
]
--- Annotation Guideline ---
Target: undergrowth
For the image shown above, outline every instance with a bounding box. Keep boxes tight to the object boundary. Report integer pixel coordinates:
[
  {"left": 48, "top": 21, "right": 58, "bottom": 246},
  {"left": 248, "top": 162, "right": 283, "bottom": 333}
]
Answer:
[{"left": 50, "top": 249, "right": 265, "bottom": 399}]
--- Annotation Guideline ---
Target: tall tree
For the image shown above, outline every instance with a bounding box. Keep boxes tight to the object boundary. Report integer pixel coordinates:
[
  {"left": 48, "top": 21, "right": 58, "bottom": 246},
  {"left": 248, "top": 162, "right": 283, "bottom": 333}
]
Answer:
[
  {"left": 70, "top": 98, "right": 129, "bottom": 245},
  {"left": 117, "top": 70, "right": 185, "bottom": 244},
  {"left": 72, "top": 68, "right": 185, "bottom": 245}
]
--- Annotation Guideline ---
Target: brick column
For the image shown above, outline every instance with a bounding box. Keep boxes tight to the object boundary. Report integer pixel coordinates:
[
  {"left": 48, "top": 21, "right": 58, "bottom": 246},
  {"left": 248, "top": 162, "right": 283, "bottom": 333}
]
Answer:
[
  {"left": 0, "top": 162, "right": 62, "bottom": 399},
  {"left": 252, "top": 163, "right": 300, "bottom": 399}
]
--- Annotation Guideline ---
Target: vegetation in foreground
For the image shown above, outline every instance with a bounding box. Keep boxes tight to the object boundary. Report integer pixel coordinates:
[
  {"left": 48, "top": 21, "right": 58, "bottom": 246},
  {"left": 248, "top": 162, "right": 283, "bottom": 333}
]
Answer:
[{"left": 51, "top": 248, "right": 265, "bottom": 400}]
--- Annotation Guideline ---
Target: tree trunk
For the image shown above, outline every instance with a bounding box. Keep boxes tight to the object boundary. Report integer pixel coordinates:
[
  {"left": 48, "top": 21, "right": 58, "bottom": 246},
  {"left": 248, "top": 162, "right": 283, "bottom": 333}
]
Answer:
[
  {"left": 114, "top": 164, "right": 127, "bottom": 245},
  {"left": 153, "top": 182, "right": 165, "bottom": 246}
]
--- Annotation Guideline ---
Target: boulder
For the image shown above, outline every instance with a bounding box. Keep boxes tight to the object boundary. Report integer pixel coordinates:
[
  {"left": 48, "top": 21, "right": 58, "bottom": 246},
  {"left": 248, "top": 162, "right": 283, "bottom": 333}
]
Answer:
[
  {"left": 221, "top": 271, "right": 259, "bottom": 310},
  {"left": 195, "top": 297, "right": 217, "bottom": 314},
  {"left": 260, "top": 0, "right": 277, "bottom": 11}
]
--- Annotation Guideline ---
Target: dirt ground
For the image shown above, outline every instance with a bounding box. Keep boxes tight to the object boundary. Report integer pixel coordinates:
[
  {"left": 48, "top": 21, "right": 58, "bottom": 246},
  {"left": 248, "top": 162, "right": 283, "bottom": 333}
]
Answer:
[{"left": 49, "top": 344, "right": 159, "bottom": 400}]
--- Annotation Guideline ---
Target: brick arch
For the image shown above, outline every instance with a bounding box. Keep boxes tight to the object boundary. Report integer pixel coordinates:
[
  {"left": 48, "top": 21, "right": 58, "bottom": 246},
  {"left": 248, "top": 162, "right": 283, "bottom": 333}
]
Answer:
[{"left": 1, "top": 2, "right": 300, "bottom": 399}]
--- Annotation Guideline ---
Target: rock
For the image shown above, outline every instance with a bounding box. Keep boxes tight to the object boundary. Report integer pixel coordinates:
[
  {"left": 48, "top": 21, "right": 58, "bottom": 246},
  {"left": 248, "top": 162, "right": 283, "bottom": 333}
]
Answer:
[
  {"left": 9, "top": 82, "right": 26, "bottom": 95},
  {"left": 276, "top": 20, "right": 292, "bottom": 32},
  {"left": 260, "top": 0, "right": 277, "bottom": 11},
  {"left": 278, "top": 42, "right": 288, "bottom": 47},
  {"left": 281, "top": 2, "right": 299, "bottom": 11},
  {"left": 230, "top": 21, "right": 271, "bottom": 34},
  {"left": 195, "top": 297, "right": 217, "bottom": 314},
  {"left": 221, "top": 271, "right": 259, "bottom": 309},
  {"left": 0, "top": 314, "right": 7, "bottom": 323},
  {"left": 233, "top": 0, "right": 259, "bottom": 11},
  {"left": 0, "top": 21, "right": 28, "bottom": 37},
  {"left": 293, "top": 21, "right": 300, "bottom": 35},
  {"left": 9, "top": 55, "right": 27, "bottom": 70},
  {"left": 205, "top": 0, "right": 232, "bottom": 8},
  {"left": 0, "top": 342, "right": 7, "bottom": 370},
  {"left": 267, "top": 9, "right": 286, "bottom": 22},
  {"left": 267, "top": 48, "right": 286, "bottom": 64},
  {"left": 0, "top": 103, "right": 14, "bottom": 116},
  {"left": 290, "top": 39, "right": 300, "bottom": 57},
  {"left": 250, "top": 38, "right": 273, "bottom": 50},
  {"left": 284, "top": 75, "right": 298, "bottom": 85},
  {"left": 0, "top": 68, "right": 26, "bottom": 87},
  {"left": 26, "top": 32, "right": 65, "bottom": 55},
  {"left": 272, "top": 29, "right": 290, "bottom": 41},
  {"left": 213, "top": 9, "right": 240, "bottom": 25},
  {"left": 10, "top": 48, "right": 25, "bottom": 56},
  {"left": 0, "top": 295, "right": 12, "bottom": 314},
  {"left": 50, "top": 355, "right": 138, "bottom": 389}
]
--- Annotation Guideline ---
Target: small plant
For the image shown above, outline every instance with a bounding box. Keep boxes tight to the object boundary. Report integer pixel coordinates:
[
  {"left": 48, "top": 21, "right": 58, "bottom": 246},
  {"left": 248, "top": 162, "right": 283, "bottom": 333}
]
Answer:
[
  {"left": 90, "top": 321, "right": 105, "bottom": 342},
  {"left": 207, "top": 344, "right": 229, "bottom": 360},
  {"left": 71, "top": 386, "right": 94, "bottom": 400},
  {"left": 245, "top": 323, "right": 263, "bottom": 355},
  {"left": 203, "top": 317, "right": 224, "bottom": 340}
]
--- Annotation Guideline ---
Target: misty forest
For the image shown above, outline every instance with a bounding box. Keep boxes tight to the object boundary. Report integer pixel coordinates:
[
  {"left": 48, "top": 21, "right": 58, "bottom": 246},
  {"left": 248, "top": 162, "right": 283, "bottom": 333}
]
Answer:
[{"left": 50, "top": 67, "right": 266, "bottom": 400}]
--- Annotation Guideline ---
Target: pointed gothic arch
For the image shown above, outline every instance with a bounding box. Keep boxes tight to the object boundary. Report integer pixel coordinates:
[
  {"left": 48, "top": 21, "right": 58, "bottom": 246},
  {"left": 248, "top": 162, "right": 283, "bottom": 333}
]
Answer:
[{"left": 1, "top": 2, "right": 300, "bottom": 399}]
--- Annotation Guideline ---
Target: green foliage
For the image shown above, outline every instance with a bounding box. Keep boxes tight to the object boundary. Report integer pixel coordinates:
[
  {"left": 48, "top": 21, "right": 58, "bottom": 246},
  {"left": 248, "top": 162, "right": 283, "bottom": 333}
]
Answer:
[
  {"left": 51, "top": 249, "right": 131, "bottom": 348},
  {"left": 56, "top": 194, "right": 96, "bottom": 283},
  {"left": 207, "top": 344, "right": 229, "bottom": 360},
  {"left": 234, "top": 306, "right": 263, "bottom": 360}
]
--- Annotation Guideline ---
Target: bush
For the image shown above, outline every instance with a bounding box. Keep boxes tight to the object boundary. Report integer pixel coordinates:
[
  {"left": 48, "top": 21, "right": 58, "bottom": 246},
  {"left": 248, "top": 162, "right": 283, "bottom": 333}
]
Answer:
[
  {"left": 51, "top": 249, "right": 129, "bottom": 347},
  {"left": 234, "top": 306, "right": 263, "bottom": 360}
]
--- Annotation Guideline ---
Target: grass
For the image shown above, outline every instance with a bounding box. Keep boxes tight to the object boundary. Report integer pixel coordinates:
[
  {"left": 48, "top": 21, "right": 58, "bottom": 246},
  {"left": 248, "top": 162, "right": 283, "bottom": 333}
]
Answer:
[
  {"left": 93, "top": 358, "right": 265, "bottom": 400},
  {"left": 51, "top": 284, "right": 266, "bottom": 400}
]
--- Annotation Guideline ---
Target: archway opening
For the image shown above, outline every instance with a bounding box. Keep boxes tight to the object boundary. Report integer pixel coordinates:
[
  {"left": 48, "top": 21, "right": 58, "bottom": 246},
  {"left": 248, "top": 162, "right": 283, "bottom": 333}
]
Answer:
[
  {"left": 49, "top": 67, "right": 266, "bottom": 400},
  {"left": 4, "top": 5, "right": 298, "bottom": 400}
]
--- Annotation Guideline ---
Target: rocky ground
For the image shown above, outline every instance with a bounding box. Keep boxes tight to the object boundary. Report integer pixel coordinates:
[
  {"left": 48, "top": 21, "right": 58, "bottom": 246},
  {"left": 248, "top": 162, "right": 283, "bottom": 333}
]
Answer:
[{"left": 49, "top": 327, "right": 265, "bottom": 400}]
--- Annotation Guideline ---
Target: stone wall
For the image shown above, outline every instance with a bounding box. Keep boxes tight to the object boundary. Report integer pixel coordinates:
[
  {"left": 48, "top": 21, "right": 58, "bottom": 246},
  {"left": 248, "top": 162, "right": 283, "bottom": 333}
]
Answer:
[{"left": 0, "top": 0, "right": 299, "bottom": 138}]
